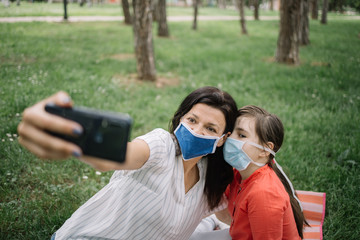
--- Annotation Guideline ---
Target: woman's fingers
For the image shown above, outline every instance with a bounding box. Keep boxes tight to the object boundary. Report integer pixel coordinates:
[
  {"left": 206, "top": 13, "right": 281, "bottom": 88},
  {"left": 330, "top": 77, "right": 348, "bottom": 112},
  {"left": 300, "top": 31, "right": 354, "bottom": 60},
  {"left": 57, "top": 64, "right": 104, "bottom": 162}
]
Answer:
[
  {"left": 22, "top": 105, "right": 83, "bottom": 137},
  {"left": 18, "top": 121, "right": 82, "bottom": 160},
  {"left": 17, "top": 91, "right": 84, "bottom": 160},
  {"left": 39, "top": 91, "right": 73, "bottom": 108},
  {"left": 22, "top": 92, "right": 82, "bottom": 137}
]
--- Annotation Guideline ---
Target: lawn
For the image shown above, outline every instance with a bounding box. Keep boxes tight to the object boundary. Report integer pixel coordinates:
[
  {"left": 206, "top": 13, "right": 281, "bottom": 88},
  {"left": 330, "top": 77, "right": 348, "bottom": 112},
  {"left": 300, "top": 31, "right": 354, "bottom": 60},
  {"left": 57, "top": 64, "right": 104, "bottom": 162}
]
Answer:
[{"left": 0, "top": 6, "right": 360, "bottom": 240}]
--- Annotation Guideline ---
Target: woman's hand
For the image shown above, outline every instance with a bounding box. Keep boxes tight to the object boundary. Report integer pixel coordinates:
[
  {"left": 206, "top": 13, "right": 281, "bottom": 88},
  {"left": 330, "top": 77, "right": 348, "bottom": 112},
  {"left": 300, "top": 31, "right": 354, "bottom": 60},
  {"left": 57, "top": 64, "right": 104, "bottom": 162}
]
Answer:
[
  {"left": 17, "top": 91, "right": 151, "bottom": 172},
  {"left": 215, "top": 208, "right": 232, "bottom": 226},
  {"left": 17, "top": 91, "right": 83, "bottom": 160}
]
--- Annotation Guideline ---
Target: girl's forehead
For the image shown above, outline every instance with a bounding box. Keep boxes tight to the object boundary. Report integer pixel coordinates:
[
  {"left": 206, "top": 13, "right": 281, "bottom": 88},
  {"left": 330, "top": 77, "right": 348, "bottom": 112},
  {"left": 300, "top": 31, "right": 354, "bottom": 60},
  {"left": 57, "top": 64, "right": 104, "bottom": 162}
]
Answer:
[{"left": 236, "top": 116, "right": 255, "bottom": 131}]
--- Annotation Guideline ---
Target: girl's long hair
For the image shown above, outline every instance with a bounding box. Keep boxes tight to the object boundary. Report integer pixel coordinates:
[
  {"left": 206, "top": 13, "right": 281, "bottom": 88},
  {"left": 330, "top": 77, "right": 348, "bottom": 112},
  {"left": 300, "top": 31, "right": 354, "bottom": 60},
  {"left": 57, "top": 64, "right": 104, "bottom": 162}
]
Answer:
[
  {"left": 238, "top": 105, "right": 308, "bottom": 238},
  {"left": 169, "top": 86, "right": 238, "bottom": 210}
]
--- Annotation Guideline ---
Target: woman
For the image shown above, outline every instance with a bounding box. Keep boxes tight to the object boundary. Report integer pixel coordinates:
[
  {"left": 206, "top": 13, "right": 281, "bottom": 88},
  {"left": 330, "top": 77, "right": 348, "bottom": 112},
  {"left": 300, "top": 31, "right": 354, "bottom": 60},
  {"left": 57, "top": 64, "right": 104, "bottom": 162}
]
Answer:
[{"left": 17, "top": 86, "right": 238, "bottom": 240}]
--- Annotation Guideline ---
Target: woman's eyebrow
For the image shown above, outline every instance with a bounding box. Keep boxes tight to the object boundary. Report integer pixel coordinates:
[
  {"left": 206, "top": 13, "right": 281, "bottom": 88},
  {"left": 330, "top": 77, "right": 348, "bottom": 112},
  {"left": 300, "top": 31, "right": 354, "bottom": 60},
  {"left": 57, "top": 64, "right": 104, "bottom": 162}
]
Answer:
[
  {"left": 189, "top": 112, "right": 199, "bottom": 119},
  {"left": 190, "top": 112, "right": 220, "bottom": 128}
]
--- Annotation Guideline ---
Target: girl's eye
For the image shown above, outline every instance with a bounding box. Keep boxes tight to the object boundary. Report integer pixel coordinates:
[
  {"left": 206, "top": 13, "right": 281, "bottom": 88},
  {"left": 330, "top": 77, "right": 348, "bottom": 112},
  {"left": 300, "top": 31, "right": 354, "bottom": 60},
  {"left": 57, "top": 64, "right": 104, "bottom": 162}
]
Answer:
[{"left": 238, "top": 133, "right": 246, "bottom": 138}]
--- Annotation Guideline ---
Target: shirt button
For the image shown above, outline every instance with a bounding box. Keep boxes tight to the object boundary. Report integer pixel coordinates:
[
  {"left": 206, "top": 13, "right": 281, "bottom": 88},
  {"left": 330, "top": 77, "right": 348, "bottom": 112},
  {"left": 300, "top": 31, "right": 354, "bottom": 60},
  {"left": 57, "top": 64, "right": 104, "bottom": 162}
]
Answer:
[{"left": 233, "top": 201, "right": 235, "bottom": 205}]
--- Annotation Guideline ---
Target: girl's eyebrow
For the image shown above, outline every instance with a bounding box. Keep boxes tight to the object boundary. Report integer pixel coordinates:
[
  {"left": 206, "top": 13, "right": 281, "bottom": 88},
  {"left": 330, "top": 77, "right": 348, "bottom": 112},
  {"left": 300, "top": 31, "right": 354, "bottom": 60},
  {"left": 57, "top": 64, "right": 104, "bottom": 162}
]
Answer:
[{"left": 235, "top": 127, "right": 249, "bottom": 134}]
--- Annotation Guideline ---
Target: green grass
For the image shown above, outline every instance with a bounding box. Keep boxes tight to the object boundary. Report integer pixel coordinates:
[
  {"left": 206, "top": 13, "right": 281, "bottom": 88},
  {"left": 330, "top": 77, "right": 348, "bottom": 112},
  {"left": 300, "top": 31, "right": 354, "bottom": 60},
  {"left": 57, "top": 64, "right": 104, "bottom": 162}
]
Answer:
[{"left": 1, "top": 9, "right": 360, "bottom": 240}]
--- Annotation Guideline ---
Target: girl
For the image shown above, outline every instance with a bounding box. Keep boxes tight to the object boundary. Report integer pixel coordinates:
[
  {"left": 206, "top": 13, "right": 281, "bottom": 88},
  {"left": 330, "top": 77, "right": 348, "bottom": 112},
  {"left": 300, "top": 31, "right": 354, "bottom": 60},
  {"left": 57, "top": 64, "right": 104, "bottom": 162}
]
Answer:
[
  {"left": 17, "top": 86, "right": 238, "bottom": 240},
  {"left": 220, "top": 105, "right": 308, "bottom": 239}
]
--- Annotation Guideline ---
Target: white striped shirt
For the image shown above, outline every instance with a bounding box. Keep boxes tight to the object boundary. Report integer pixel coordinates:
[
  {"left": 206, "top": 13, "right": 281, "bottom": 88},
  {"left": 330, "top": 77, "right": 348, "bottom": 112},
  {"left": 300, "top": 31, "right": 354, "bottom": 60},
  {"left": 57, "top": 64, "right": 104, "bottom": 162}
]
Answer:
[{"left": 55, "top": 128, "right": 226, "bottom": 240}]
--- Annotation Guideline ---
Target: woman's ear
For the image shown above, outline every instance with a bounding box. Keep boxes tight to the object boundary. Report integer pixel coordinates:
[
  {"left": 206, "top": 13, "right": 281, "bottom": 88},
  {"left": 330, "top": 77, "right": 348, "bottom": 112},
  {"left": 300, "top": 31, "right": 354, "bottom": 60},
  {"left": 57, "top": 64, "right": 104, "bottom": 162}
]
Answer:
[{"left": 217, "top": 132, "right": 231, "bottom": 147}]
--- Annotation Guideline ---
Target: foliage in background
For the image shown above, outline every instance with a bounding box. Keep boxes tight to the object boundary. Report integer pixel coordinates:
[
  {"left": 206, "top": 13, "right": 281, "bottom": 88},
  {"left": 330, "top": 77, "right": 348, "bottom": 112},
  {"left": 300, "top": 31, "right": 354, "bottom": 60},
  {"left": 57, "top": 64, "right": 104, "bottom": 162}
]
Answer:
[
  {"left": 329, "top": 0, "right": 360, "bottom": 12},
  {"left": 0, "top": 6, "right": 360, "bottom": 240}
]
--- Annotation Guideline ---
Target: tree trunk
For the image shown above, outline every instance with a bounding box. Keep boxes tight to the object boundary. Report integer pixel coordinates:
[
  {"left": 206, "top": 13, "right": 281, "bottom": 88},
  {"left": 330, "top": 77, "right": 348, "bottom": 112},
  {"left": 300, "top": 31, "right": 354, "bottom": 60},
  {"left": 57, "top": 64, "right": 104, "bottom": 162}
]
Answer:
[
  {"left": 310, "top": 0, "right": 318, "bottom": 19},
  {"left": 157, "top": 0, "right": 169, "bottom": 37},
  {"left": 253, "top": 0, "right": 259, "bottom": 20},
  {"left": 218, "top": 0, "right": 226, "bottom": 9},
  {"left": 238, "top": 0, "right": 248, "bottom": 35},
  {"left": 321, "top": 0, "right": 328, "bottom": 24},
  {"left": 121, "top": 0, "right": 132, "bottom": 25},
  {"left": 192, "top": 0, "right": 199, "bottom": 30},
  {"left": 299, "top": 0, "right": 310, "bottom": 45},
  {"left": 269, "top": 0, "right": 274, "bottom": 11},
  {"left": 152, "top": 0, "right": 159, "bottom": 22},
  {"left": 63, "top": 0, "right": 68, "bottom": 20},
  {"left": 133, "top": 0, "right": 157, "bottom": 81},
  {"left": 275, "top": 0, "right": 301, "bottom": 65}
]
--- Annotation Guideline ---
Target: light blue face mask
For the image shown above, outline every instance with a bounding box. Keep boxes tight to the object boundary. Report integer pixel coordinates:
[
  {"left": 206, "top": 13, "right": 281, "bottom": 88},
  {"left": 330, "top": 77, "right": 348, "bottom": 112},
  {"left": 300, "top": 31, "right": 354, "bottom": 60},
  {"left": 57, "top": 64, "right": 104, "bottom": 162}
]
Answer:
[
  {"left": 223, "top": 137, "right": 276, "bottom": 171},
  {"left": 174, "top": 122, "right": 224, "bottom": 161}
]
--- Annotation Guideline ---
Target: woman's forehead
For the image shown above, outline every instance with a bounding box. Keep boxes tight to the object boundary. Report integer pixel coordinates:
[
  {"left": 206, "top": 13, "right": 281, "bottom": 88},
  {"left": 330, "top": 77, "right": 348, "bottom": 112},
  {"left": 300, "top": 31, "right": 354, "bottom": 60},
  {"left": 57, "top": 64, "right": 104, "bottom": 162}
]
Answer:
[{"left": 187, "top": 103, "right": 226, "bottom": 126}]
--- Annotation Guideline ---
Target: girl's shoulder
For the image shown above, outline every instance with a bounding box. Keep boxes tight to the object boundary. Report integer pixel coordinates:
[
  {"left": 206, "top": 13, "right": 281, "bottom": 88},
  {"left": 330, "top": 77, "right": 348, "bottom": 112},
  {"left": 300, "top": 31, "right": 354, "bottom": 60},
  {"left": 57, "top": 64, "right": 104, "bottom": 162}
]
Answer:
[{"left": 248, "top": 168, "right": 289, "bottom": 202}]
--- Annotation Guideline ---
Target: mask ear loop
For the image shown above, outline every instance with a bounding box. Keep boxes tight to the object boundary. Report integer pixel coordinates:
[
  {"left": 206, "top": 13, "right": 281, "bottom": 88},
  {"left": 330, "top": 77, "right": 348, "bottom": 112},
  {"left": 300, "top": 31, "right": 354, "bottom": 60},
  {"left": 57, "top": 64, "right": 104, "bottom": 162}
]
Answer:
[{"left": 273, "top": 159, "right": 303, "bottom": 212}]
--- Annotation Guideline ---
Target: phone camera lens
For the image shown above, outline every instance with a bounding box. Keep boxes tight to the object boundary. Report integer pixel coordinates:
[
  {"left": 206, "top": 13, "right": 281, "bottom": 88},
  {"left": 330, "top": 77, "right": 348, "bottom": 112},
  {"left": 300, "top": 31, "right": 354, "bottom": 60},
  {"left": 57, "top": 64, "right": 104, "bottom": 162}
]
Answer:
[{"left": 94, "top": 132, "right": 103, "bottom": 143}]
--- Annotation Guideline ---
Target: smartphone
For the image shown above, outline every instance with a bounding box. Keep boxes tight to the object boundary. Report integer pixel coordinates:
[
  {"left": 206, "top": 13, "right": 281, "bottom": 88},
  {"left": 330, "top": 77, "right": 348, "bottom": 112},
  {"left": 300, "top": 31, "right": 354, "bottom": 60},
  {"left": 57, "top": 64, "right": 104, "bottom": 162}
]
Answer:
[{"left": 45, "top": 103, "right": 132, "bottom": 163}]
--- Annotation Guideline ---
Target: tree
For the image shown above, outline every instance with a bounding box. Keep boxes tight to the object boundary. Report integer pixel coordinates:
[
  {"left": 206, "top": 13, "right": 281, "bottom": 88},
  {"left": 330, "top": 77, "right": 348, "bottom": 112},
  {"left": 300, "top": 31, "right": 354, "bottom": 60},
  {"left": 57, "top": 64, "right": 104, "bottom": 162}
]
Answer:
[
  {"left": 63, "top": 0, "right": 68, "bottom": 20},
  {"left": 253, "top": 0, "right": 260, "bottom": 20},
  {"left": 238, "top": 0, "right": 248, "bottom": 34},
  {"left": 310, "top": 0, "right": 318, "bottom": 19},
  {"left": 321, "top": 0, "right": 328, "bottom": 24},
  {"left": 152, "top": 0, "right": 159, "bottom": 22},
  {"left": 157, "top": 0, "right": 170, "bottom": 37},
  {"left": 133, "top": 0, "right": 157, "bottom": 81},
  {"left": 329, "top": 0, "right": 345, "bottom": 13},
  {"left": 218, "top": 0, "right": 226, "bottom": 9},
  {"left": 299, "top": 0, "right": 310, "bottom": 45},
  {"left": 121, "top": 0, "right": 132, "bottom": 25},
  {"left": 193, "top": 0, "right": 200, "bottom": 30},
  {"left": 275, "top": 0, "right": 301, "bottom": 65},
  {"left": 269, "top": 0, "right": 274, "bottom": 11}
]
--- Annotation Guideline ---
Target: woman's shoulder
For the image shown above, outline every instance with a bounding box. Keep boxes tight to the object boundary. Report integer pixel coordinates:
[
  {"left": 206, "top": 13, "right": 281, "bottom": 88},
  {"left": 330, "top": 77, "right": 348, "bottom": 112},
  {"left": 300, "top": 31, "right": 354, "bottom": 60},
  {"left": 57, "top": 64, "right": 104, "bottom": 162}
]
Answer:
[
  {"left": 138, "top": 128, "right": 170, "bottom": 139},
  {"left": 136, "top": 128, "right": 173, "bottom": 147}
]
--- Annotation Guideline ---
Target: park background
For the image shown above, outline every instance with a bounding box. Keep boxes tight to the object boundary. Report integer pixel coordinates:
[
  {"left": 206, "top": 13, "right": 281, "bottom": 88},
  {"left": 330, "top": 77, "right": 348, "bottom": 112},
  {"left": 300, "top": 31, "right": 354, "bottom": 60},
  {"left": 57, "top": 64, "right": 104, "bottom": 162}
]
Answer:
[{"left": 1, "top": 0, "right": 359, "bottom": 239}]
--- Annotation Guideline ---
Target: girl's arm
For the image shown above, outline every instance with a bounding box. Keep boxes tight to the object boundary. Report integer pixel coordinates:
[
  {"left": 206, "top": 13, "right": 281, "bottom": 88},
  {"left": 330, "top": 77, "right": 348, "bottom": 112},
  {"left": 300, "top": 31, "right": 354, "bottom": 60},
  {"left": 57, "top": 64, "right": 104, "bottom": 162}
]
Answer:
[
  {"left": 18, "top": 91, "right": 150, "bottom": 172},
  {"left": 215, "top": 208, "right": 232, "bottom": 226}
]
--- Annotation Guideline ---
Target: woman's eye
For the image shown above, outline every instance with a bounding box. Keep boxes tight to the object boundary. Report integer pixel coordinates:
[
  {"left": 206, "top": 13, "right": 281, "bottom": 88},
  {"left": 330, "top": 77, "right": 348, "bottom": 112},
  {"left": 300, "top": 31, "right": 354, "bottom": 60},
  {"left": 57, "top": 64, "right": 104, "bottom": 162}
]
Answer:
[
  {"left": 207, "top": 127, "right": 217, "bottom": 133},
  {"left": 188, "top": 118, "right": 195, "bottom": 123}
]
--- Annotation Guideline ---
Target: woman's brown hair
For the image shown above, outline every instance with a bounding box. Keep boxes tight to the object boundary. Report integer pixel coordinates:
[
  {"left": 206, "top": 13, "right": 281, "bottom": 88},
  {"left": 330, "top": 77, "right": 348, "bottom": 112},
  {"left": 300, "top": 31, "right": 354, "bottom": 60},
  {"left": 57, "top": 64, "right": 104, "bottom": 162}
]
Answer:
[
  {"left": 169, "top": 86, "right": 238, "bottom": 210},
  {"left": 238, "top": 105, "right": 308, "bottom": 239}
]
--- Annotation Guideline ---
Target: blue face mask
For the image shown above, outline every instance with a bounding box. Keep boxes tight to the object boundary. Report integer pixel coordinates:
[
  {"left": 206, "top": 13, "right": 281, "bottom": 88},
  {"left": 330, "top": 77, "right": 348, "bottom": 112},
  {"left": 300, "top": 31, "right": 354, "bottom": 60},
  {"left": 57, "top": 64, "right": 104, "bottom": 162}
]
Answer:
[
  {"left": 223, "top": 137, "right": 276, "bottom": 171},
  {"left": 174, "top": 122, "right": 224, "bottom": 161}
]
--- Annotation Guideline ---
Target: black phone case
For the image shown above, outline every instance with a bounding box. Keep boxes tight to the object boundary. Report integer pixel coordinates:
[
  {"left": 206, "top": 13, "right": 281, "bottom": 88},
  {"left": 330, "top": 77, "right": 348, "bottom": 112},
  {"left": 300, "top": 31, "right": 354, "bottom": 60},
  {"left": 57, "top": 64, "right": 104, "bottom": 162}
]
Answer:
[{"left": 45, "top": 104, "right": 132, "bottom": 163}]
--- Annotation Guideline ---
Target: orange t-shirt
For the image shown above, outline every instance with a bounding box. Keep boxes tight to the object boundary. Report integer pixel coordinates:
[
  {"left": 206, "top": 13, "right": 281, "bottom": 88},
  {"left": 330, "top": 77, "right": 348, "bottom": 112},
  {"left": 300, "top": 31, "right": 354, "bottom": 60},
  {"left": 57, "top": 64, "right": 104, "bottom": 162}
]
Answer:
[{"left": 226, "top": 165, "right": 301, "bottom": 240}]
